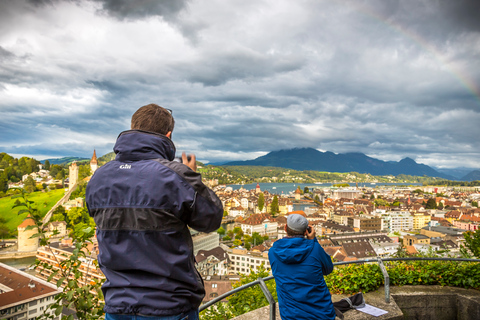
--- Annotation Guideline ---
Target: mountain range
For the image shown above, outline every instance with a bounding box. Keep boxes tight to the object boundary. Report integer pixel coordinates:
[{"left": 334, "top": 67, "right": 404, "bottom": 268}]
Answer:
[{"left": 224, "top": 148, "right": 460, "bottom": 180}]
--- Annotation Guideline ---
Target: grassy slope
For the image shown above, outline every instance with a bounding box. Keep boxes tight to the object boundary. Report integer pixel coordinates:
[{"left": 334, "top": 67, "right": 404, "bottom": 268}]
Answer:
[{"left": 0, "top": 189, "right": 65, "bottom": 232}]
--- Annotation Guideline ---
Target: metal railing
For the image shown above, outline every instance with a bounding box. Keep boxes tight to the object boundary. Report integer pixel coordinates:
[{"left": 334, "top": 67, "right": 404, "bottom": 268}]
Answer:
[{"left": 199, "top": 257, "right": 480, "bottom": 320}]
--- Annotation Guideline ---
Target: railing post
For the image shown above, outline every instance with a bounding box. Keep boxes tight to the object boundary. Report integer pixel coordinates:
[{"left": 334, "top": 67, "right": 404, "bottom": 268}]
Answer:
[
  {"left": 258, "top": 277, "right": 276, "bottom": 320},
  {"left": 377, "top": 257, "right": 390, "bottom": 303}
]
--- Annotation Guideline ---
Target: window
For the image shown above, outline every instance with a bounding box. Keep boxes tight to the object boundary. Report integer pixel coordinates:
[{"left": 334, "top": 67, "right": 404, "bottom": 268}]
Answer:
[{"left": 212, "top": 283, "right": 217, "bottom": 288}]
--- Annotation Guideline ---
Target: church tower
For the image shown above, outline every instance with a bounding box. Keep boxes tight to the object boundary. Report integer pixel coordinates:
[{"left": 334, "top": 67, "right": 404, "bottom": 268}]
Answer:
[
  {"left": 68, "top": 162, "right": 78, "bottom": 190},
  {"left": 90, "top": 149, "right": 98, "bottom": 174}
]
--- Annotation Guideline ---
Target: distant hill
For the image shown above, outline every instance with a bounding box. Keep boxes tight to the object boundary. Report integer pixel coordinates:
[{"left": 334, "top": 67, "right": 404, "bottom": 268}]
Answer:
[
  {"left": 224, "top": 148, "right": 455, "bottom": 179},
  {"left": 461, "top": 170, "right": 480, "bottom": 182},
  {"left": 434, "top": 167, "right": 478, "bottom": 179},
  {"left": 42, "top": 157, "right": 89, "bottom": 165},
  {"left": 99, "top": 152, "right": 116, "bottom": 163}
]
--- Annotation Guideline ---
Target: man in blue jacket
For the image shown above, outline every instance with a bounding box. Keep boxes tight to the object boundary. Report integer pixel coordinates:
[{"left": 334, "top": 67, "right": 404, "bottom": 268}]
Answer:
[
  {"left": 268, "top": 214, "right": 335, "bottom": 320},
  {"left": 86, "top": 104, "right": 223, "bottom": 320}
]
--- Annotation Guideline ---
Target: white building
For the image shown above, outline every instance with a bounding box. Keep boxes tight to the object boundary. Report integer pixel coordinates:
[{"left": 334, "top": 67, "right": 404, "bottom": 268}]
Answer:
[
  {"left": 195, "top": 247, "right": 230, "bottom": 276},
  {"left": 382, "top": 211, "right": 414, "bottom": 232},
  {"left": 228, "top": 247, "right": 271, "bottom": 275},
  {"left": 192, "top": 231, "right": 220, "bottom": 255},
  {"left": 0, "top": 262, "right": 62, "bottom": 320},
  {"left": 240, "top": 216, "right": 278, "bottom": 237}
]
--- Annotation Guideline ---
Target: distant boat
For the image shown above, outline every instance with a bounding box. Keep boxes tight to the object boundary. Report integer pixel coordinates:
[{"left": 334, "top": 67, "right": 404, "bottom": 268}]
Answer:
[{"left": 272, "top": 187, "right": 276, "bottom": 189}]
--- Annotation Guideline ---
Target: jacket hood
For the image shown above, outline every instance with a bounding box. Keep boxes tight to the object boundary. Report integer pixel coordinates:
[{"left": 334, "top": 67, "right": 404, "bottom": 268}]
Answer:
[
  {"left": 114, "top": 130, "right": 176, "bottom": 162},
  {"left": 272, "top": 237, "right": 315, "bottom": 264}
]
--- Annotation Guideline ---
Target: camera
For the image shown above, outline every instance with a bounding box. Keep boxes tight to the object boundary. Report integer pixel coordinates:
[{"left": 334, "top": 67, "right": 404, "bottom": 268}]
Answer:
[
  {"left": 174, "top": 155, "right": 192, "bottom": 163},
  {"left": 307, "top": 226, "right": 312, "bottom": 232}
]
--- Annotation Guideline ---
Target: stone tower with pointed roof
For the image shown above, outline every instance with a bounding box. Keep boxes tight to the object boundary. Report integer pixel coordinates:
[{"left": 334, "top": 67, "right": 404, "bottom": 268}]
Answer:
[
  {"left": 90, "top": 149, "right": 98, "bottom": 174},
  {"left": 68, "top": 161, "right": 78, "bottom": 190},
  {"left": 17, "top": 216, "right": 39, "bottom": 252},
  {"left": 256, "top": 183, "right": 261, "bottom": 194}
]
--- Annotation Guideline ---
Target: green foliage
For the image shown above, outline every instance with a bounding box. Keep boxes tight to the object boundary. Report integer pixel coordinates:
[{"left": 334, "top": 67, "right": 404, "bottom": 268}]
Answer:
[
  {"left": 257, "top": 193, "right": 264, "bottom": 212},
  {"left": 44, "top": 160, "right": 51, "bottom": 170},
  {"left": 0, "top": 189, "right": 64, "bottom": 233},
  {"left": 472, "top": 201, "right": 478, "bottom": 208},
  {"left": 462, "top": 229, "right": 480, "bottom": 258},
  {"left": 222, "top": 235, "right": 231, "bottom": 241},
  {"left": 78, "top": 164, "right": 92, "bottom": 181},
  {"left": 303, "top": 186, "right": 309, "bottom": 194},
  {"left": 425, "top": 198, "right": 437, "bottom": 209},
  {"left": 70, "top": 181, "right": 87, "bottom": 200},
  {"left": 325, "top": 264, "right": 383, "bottom": 294},
  {"left": 333, "top": 183, "right": 350, "bottom": 188},
  {"left": 270, "top": 195, "right": 279, "bottom": 216},
  {"left": 24, "top": 176, "right": 37, "bottom": 193},
  {"left": 50, "top": 164, "right": 65, "bottom": 180},
  {"left": 201, "top": 266, "right": 276, "bottom": 320},
  {"left": 14, "top": 191, "right": 105, "bottom": 319},
  {"left": 251, "top": 232, "right": 264, "bottom": 246},
  {"left": 374, "top": 198, "right": 389, "bottom": 207},
  {"left": 217, "top": 227, "right": 226, "bottom": 236}
]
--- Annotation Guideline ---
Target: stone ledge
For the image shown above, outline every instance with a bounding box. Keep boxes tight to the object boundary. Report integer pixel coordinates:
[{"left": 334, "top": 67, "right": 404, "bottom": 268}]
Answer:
[{"left": 230, "top": 286, "right": 480, "bottom": 320}]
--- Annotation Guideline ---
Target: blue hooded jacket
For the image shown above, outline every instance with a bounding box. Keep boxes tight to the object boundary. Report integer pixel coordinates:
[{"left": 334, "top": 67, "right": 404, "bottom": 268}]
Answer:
[
  {"left": 86, "top": 130, "right": 223, "bottom": 316},
  {"left": 268, "top": 237, "right": 335, "bottom": 320}
]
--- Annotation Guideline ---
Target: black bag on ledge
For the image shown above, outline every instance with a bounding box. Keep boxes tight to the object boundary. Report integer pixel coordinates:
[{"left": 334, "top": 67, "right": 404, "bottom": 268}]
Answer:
[{"left": 332, "top": 292, "right": 366, "bottom": 320}]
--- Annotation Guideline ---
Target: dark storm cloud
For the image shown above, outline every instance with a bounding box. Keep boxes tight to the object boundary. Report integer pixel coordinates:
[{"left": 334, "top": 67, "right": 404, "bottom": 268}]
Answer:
[
  {"left": 1, "top": 0, "right": 479, "bottom": 168},
  {"left": 94, "top": 0, "right": 189, "bottom": 20}
]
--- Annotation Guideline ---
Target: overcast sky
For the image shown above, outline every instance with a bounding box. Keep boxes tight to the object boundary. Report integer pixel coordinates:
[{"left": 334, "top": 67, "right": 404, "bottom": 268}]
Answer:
[{"left": 1, "top": 0, "right": 479, "bottom": 168}]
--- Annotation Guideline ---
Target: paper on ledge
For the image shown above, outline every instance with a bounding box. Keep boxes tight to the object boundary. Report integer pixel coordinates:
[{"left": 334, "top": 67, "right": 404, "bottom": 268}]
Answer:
[{"left": 356, "top": 304, "right": 388, "bottom": 317}]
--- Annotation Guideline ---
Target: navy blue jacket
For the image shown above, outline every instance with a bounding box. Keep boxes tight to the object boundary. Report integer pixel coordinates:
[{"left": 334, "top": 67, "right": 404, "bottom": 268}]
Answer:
[
  {"left": 86, "top": 130, "right": 223, "bottom": 316},
  {"left": 268, "top": 236, "right": 335, "bottom": 320}
]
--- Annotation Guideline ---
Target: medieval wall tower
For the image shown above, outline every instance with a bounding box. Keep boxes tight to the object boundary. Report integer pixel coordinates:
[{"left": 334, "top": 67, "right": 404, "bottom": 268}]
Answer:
[
  {"left": 68, "top": 162, "right": 78, "bottom": 190},
  {"left": 90, "top": 150, "right": 98, "bottom": 174},
  {"left": 17, "top": 216, "right": 39, "bottom": 252}
]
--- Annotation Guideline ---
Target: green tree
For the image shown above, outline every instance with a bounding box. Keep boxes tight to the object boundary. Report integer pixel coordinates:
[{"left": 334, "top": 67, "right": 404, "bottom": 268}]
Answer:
[
  {"left": 223, "top": 265, "right": 276, "bottom": 317},
  {"left": 472, "top": 201, "right": 478, "bottom": 208},
  {"left": 233, "top": 239, "right": 242, "bottom": 246},
  {"left": 222, "top": 235, "right": 231, "bottom": 241},
  {"left": 0, "top": 172, "right": 8, "bottom": 192},
  {"left": 257, "top": 193, "right": 264, "bottom": 212},
  {"left": 461, "top": 229, "right": 480, "bottom": 258},
  {"left": 44, "top": 160, "right": 50, "bottom": 170},
  {"left": 270, "top": 195, "right": 279, "bottom": 216},
  {"left": 23, "top": 176, "right": 36, "bottom": 193},
  {"left": 227, "top": 230, "right": 234, "bottom": 238},
  {"left": 78, "top": 164, "right": 92, "bottom": 180},
  {"left": 13, "top": 191, "right": 105, "bottom": 319},
  {"left": 425, "top": 198, "right": 437, "bottom": 209},
  {"left": 217, "top": 227, "right": 226, "bottom": 236},
  {"left": 304, "top": 186, "right": 309, "bottom": 194},
  {"left": 244, "top": 242, "right": 251, "bottom": 250},
  {"left": 251, "top": 232, "right": 264, "bottom": 246}
]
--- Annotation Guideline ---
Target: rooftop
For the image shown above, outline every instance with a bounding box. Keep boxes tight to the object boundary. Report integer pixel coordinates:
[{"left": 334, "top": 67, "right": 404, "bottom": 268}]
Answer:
[{"left": 0, "top": 262, "right": 60, "bottom": 309}]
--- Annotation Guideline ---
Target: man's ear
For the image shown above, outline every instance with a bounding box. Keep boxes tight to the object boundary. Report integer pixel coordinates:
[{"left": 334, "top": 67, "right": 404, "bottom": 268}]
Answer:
[
  {"left": 284, "top": 224, "right": 288, "bottom": 232},
  {"left": 166, "top": 131, "right": 172, "bottom": 139}
]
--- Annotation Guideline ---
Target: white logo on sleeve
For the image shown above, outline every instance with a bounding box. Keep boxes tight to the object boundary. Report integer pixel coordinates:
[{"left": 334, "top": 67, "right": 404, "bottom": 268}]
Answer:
[{"left": 119, "top": 164, "right": 131, "bottom": 169}]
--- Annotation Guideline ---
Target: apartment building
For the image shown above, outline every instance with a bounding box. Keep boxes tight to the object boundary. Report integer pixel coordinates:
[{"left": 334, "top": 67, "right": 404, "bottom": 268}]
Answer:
[
  {"left": 228, "top": 247, "right": 271, "bottom": 275},
  {"left": 381, "top": 211, "right": 413, "bottom": 232},
  {"left": 0, "top": 262, "right": 62, "bottom": 320},
  {"left": 36, "top": 239, "right": 104, "bottom": 293}
]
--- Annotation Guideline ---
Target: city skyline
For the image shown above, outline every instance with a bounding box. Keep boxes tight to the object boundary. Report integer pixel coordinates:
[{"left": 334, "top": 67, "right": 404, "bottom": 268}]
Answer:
[{"left": 1, "top": 0, "right": 479, "bottom": 168}]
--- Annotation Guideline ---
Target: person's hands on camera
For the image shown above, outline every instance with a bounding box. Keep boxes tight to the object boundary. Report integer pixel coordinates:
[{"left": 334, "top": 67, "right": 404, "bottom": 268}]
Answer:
[
  {"left": 305, "top": 225, "right": 316, "bottom": 240},
  {"left": 182, "top": 152, "right": 196, "bottom": 172}
]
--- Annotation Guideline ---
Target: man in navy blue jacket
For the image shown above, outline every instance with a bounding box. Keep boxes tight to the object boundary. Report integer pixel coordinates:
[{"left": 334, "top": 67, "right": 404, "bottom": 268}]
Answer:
[
  {"left": 86, "top": 104, "right": 223, "bottom": 320},
  {"left": 268, "top": 214, "right": 335, "bottom": 320}
]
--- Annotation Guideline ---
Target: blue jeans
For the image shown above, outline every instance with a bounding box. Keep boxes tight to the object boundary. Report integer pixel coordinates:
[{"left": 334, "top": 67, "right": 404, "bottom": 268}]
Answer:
[{"left": 105, "top": 309, "right": 199, "bottom": 320}]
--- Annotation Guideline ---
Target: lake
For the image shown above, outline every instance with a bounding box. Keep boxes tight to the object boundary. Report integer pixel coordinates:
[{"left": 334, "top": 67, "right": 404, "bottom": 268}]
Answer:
[{"left": 227, "top": 182, "right": 421, "bottom": 195}]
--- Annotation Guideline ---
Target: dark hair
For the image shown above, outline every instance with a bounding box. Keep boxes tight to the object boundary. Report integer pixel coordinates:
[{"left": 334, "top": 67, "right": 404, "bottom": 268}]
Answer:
[
  {"left": 131, "top": 104, "right": 175, "bottom": 135},
  {"left": 286, "top": 225, "right": 305, "bottom": 236}
]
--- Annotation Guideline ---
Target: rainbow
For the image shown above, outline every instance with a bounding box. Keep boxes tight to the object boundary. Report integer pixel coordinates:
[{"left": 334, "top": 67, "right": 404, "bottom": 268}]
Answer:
[{"left": 348, "top": 1, "right": 480, "bottom": 105}]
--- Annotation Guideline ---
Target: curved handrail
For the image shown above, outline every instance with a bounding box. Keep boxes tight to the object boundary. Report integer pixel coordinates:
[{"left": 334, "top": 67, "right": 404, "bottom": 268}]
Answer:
[{"left": 199, "top": 257, "right": 480, "bottom": 320}]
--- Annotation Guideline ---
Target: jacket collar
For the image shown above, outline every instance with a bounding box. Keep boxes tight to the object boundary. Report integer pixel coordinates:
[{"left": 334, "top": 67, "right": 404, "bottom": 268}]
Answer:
[{"left": 114, "top": 130, "right": 176, "bottom": 162}]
